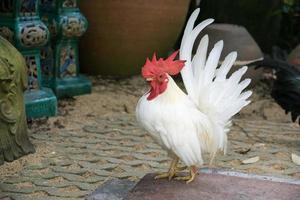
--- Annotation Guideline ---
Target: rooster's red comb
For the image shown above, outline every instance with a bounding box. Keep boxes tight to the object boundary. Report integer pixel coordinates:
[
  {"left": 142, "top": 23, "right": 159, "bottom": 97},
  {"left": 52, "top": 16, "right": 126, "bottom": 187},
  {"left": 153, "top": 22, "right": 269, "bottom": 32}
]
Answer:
[{"left": 142, "top": 50, "right": 185, "bottom": 78}]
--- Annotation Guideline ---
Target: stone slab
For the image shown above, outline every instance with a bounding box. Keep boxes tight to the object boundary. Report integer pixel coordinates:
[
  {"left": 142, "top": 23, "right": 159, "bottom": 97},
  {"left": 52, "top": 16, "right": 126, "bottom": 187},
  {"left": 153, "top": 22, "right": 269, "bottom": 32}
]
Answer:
[
  {"left": 86, "top": 179, "right": 136, "bottom": 200},
  {"left": 125, "top": 169, "right": 300, "bottom": 200}
]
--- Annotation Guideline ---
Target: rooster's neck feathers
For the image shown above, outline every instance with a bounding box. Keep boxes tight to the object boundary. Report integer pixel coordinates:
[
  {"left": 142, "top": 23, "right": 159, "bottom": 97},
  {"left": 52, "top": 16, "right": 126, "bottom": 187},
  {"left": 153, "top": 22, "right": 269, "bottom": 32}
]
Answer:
[{"left": 149, "top": 75, "right": 187, "bottom": 104}]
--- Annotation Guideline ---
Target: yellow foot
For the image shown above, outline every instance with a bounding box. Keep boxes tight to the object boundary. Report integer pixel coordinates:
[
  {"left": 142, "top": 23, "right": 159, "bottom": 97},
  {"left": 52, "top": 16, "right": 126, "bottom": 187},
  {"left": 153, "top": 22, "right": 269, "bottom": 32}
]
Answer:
[
  {"left": 154, "top": 157, "right": 179, "bottom": 180},
  {"left": 175, "top": 166, "right": 198, "bottom": 184},
  {"left": 154, "top": 171, "right": 176, "bottom": 180}
]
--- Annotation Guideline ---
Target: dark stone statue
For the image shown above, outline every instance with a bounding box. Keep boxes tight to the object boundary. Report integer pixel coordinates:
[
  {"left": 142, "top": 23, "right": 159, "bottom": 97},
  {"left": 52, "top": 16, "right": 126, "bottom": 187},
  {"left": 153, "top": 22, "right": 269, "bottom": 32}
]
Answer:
[{"left": 0, "top": 36, "right": 35, "bottom": 165}]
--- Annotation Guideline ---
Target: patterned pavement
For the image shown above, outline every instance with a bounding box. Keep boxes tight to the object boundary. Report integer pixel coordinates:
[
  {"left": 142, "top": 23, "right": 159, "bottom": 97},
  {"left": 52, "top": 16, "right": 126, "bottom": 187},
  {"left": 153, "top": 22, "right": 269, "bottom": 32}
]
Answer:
[{"left": 0, "top": 77, "right": 300, "bottom": 200}]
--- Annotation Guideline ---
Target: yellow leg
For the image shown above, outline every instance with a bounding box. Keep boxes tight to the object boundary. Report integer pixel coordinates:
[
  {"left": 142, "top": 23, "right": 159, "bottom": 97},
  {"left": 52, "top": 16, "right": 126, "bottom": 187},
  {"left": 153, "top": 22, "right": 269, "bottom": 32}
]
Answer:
[
  {"left": 209, "top": 151, "right": 217, "bottom": 166},
  {"left": 175, "top": 166, "right": 198, "bottom": 184},
  {"left": 155, "top": 157, "right": 179, "bottom": 180}
]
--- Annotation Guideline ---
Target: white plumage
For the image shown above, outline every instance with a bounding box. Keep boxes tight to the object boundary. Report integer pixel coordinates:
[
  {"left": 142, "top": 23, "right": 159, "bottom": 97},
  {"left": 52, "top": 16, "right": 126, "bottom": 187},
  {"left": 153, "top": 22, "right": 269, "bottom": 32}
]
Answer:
[{"left": 136, "top": 8, "right": 252, "bottom": 171}]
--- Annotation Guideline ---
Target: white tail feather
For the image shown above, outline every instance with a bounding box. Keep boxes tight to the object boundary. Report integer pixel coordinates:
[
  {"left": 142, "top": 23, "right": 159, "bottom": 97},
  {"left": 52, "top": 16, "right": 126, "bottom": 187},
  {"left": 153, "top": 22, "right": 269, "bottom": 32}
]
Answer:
[
  {"left": 203, "top": 40, "right": 223, "bottom": 85},
  {"left": 215, "top": 52, "right": 237, "bottom": 82},
  {"left": 192, "top": 34, "right": 208, "bottom": 78},
  {"left": 180, "top": 9, "right": 214, "bottom": 101},
  {"left": 180, "top": 9, "right": 252, "bottom": 130}
]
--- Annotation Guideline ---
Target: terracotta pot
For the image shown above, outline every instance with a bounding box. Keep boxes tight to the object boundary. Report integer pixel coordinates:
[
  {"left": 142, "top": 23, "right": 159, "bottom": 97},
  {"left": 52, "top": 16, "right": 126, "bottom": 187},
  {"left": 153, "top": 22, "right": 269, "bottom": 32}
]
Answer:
[{"left": 79, "top": 0, "right": 191, "bottom": 76}]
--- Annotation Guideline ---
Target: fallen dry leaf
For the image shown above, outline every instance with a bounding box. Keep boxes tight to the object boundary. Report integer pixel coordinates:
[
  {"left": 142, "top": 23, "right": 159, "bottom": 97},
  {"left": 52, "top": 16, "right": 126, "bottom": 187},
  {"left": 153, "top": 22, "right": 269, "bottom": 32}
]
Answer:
[
  {"left": 242, "top": 156, "right": 260, "bottom": 164},
  {"left": 291, "top": 153, "right": 300, "bottom": 166}
]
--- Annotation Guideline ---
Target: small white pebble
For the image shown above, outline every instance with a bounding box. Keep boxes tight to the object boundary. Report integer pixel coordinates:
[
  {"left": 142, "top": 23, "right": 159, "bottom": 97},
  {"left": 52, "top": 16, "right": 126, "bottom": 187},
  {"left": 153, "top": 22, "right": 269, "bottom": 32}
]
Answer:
[{"left": 291, "top": 153, "right": 300, "bottom": 166}]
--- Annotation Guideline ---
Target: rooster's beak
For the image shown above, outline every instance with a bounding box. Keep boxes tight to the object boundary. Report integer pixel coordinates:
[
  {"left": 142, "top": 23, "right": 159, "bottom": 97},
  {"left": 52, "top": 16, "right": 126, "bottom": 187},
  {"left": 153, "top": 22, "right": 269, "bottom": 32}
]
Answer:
[{"left": 146, "top": 78, "right": 154, "bottom": 81}]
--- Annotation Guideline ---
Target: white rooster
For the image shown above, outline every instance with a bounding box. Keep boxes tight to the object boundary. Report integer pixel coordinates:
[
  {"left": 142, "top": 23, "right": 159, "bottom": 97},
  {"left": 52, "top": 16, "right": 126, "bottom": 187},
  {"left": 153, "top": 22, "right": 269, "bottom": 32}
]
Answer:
[{"left": 136, "top": 8, "right": 252, "bottom": 183}]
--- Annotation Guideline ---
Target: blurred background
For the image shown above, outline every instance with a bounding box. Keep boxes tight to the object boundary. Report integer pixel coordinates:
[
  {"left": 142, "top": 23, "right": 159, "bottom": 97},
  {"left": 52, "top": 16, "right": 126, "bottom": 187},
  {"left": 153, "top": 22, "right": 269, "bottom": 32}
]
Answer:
[{"left": 79, "top": 0, "right": 300, "bottom": 76}]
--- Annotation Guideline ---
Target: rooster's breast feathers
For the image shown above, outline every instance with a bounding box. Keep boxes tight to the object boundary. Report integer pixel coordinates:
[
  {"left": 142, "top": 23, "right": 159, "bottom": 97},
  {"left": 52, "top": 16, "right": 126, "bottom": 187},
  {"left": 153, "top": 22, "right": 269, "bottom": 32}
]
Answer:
[{"left": 136, "top": 77, "right": 216, "bottom": 166}]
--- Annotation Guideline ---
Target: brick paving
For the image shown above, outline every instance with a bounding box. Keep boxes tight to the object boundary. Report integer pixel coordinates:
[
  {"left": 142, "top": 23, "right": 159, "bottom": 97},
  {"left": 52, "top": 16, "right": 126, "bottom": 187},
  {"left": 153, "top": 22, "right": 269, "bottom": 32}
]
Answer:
[{"left": 0, "top": 77, "right": 300, "bottom": 200}]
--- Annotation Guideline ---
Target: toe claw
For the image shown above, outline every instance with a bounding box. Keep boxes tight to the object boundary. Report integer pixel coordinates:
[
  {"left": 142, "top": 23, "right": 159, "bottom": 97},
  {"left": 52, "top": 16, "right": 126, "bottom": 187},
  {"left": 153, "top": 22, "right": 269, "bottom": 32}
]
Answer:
[
  {"left": 186, "top": 176, "right": 195, "bottom": 184},
  {"left": 154, "top": 173, "right": 169, "bottom": 180},
  {"left": 174, "top": 166, "right": 197, "bottom": 183},
  {"left": 154, "top": 157, "right": 180, "bottom": 181}
]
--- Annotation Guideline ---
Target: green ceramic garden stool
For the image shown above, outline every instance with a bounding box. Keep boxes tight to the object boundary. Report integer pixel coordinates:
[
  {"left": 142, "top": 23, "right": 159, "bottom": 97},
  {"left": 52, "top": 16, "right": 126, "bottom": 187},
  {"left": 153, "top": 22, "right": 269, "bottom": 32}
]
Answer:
[
  {"left": 0, "top": 0, "right": 57, "bottom": 119},
  {"left": 40, "top": 0, "right": 91, "bottom": 99}
]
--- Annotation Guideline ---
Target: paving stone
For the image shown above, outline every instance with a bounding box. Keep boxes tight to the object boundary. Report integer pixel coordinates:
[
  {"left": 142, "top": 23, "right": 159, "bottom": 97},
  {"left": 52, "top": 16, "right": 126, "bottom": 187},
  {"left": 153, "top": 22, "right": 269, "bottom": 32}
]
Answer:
[
  {"left": 137, "top": 149, "right": 167, "bottom": 155},
  {"left": 0, "top": 183, "right": 37, "bottom": 194},
  {"left": 117, "top": 165, "right": 153, "bottom": 177},
  {"left": 78, "top": 161, "right": 118, "bottom": 170},
  {"left": 83, "top": 176, "right": 108, "bottom": 184},
  {"left": 0, "top": 192, "right": 26, "bottom": 200},
  {"left": 108, "top": 135, "right": 145, "bottom": 143},
  {"left": 56, "top": 147, "right": 89, "bottom": 154},
  {"left": 55, "top": 173, "right": 107, "bottom": 183},
  {"left": 41, "top": 172, "right": 59, "bottom": 180},
  {"left": 59, "top": 131, "right": 88, "bottom": 138},
  {"left": 109, "top": 135, "right": 146, "bottom": 142},
  {"left": 69, "top": 143, "right": 89, "bottom": 148},
  {"left": 126, "top": 160, "right": 167, "bottom": 169},
  {"left": 86, "top": 179, "right": 136, "bottom": 200},
  {"left": 33, "top": 179, "right": 98, "bottom": 191},
  {"left": 118, "top": 130, "right": 144, "bottom": 136},
  {"left": 54, "top": 160, "right": 73, "bottom": 167},
  {"left": 68, "top": 155, "right": 101, "bottom": 162},
  {"left": 93, "top": 170, "right": 112, "bottom": 177},
  {"left": 92, "top": 151, "right": 113, "bottom": 157},
  {"left": 21, "top": 170, "right": 45, "bottom": 178},
  {"left": 115, "top": 171, "right": 146, "bottom": 179},
  {"left": 51, "top": 166, "right": 87, "bottom": 175},
  {"left": 76, "top": 163, "right": 111, "bottom": 177},
  {"left": 131, "top": 153, "right": 169, "bottom": 162},
  {"left": 33, "top": 179, "right": 71, "bottom": 188},
  {"left": 56, "top": 173, "right": 86, "bottom": 182},
  {"left": 26, "top": 163, "right": 49, "bottom": 170},
  {"left": 31, "top": 134, "right": 51, "bottom": 140},
  {"left": 2, "top": 177, "right": 34, "bottom": 184},
  {"left": 92, "top": 145, "right": 136, "bottom": 152},
  {"left": 83, "top": 125, "right": 111, "bottom": 133},
  {"left": 104, "top": 140, "right": 128, "bottom": 146},
  {"left": 73, "top": 182, "right": 100, "bottom": 191},
  {"left": 42, "top": 187, "right": 90, "bottom": 198},
  {"left": 145, "top": 143, "right": 163, "bottom": 149},
  {"left": 101, "top": 157, "right": 125, "bottom": 164},
  {"left": 70, "top": 138, "right": 99, "bottom": 144}
]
